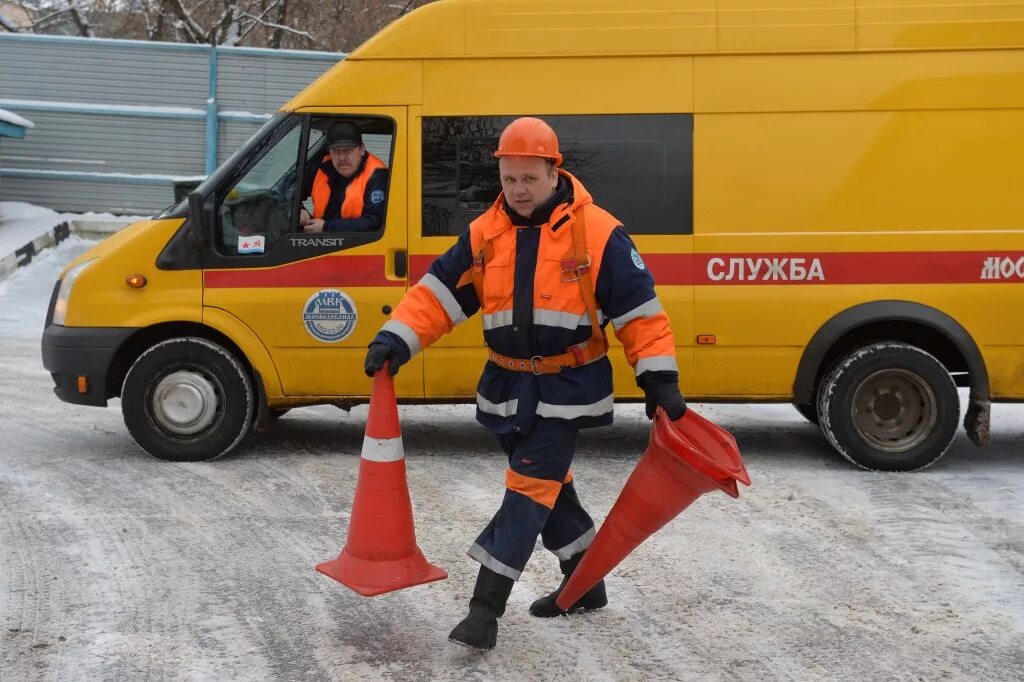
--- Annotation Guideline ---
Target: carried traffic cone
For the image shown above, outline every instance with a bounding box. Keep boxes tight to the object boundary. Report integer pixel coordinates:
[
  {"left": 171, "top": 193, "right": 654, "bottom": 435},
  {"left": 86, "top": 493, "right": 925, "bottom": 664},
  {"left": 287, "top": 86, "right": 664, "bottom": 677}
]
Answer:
[
  {"left": 316, "top": 364, "right": 447, "bottom": 596},
  {"left": 556, "top": 407, "right": 750, "bottom": 611}
]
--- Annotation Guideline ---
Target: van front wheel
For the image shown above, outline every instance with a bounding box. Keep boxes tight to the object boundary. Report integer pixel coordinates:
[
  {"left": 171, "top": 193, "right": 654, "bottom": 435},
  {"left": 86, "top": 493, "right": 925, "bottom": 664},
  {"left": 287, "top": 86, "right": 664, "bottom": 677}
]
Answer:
[
  {"left": 816, "top": 342, "right": 959, "bottom": 472},
  {"left": 122, "top": 338, "right": 254, "bottom": 461}
]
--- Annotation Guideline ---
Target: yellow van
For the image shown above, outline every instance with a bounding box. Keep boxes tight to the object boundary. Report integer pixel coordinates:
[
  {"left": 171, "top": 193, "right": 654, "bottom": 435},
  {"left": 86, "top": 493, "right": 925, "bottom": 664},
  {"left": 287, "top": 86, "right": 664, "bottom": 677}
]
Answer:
[{"left": 41, "top": 0, "right": 1024, "bottom": 470}]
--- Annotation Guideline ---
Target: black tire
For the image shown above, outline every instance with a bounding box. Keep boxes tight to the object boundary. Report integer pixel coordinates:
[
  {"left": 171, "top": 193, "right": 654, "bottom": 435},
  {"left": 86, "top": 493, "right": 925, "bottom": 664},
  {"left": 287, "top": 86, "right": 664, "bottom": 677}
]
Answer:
[
  {"left": 794, "top": 402, "right": 819, "bottom": 425},
  {"left": 121, "top": 338, "right": 254, "bottom": 462},
  {"left": 816, "top": 342, "right": 958, "bottom": 472}
]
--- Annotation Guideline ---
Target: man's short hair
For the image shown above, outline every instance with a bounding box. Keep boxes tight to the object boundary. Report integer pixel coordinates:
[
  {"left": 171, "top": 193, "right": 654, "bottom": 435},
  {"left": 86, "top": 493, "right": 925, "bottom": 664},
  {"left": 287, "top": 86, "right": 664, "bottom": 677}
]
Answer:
[{"left": 327, "top": 121, "right": 363, "bottom": 150}]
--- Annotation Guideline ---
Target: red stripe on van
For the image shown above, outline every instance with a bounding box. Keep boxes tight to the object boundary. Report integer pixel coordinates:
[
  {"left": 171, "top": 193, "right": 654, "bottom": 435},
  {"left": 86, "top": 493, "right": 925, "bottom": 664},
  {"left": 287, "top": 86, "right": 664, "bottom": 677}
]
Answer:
[
  {"left": 689, "top": 251, "right": 1024, "bottom": 285},
  {"left": 409, "top": 255, "right": 434, "bottom": 282},
  {"left": 643, "top": 254, "right": 695, "bottom": 285},
  {"left": 645, "top": 252, "right": 1024, "bottom": 285},
  {"left": 204, "top": 255, "right": 403, "bottom": 288},
  {"left": 390, "top": 250, "right": 1024, "bottom": 290}
]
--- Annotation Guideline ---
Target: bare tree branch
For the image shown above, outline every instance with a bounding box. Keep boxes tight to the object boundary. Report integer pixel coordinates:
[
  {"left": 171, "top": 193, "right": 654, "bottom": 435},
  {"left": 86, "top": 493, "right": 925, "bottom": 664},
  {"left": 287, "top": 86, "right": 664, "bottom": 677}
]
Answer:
[
  {"left": 30, "top": 7, "right": 75, "bottom": 30},
  {"left": 67, "top": 3, "right": 95, "bottom": 38},
  {"left": 238, "top": 12, "right": 314, "bottom": 44},
  {"left": 4, "top": 0, "right": 441, "bottom": 50},
  {"left": 165, "top": 0, "right": 207, "bottom": 42},
  {"left": 235, "top": 0, "right": 283, "bottom": 42},
  {"left": 0, "top": 10, "right": 20, "bottom": 31},
  {"left": 209, "top": 0, "right": 241, "bottom": 45},
  {"left": 269, "top": 0, "right": 287, "bottom": 49}
]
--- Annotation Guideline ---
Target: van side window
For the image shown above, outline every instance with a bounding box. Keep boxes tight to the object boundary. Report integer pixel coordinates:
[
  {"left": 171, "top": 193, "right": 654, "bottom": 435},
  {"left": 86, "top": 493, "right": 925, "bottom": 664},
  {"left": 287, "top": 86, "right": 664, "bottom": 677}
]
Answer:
[
  {"left": 422, "top": 115, "right": 693, "bottom": 236},
  {"left": 298, "top": 117, "right": 393, "bottom": 236},
  {"left": 215, "top": 120, "right": 303, "bottom": 255},
  {"left": 212, "top": 115, "right": 395, "bottom": 260}
]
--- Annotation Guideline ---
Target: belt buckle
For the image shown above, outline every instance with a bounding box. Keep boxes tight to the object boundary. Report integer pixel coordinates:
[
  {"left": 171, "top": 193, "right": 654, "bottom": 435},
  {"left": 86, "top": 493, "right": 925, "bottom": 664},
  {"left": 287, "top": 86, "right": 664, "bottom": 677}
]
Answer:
[{"left": 530, "top": 355, "right": 544, "bottom": 375}]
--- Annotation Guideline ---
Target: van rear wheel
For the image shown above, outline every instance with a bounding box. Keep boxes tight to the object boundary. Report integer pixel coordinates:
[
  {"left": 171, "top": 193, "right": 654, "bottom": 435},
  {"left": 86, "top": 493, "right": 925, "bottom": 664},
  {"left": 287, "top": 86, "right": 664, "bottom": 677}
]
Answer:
[
  {"left": 816, "top": 342, "right": 959, "bottom": 471},
  {"left": 121, "top": 338, "right": 254, "bottom": 462}
]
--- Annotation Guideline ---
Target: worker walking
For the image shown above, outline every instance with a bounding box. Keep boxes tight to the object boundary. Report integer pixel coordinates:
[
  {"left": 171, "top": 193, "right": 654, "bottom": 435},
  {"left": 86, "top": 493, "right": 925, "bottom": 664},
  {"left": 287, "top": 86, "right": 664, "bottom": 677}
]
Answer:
[{"left": 363, "top": 117, "right": 686, "bottom": 650}]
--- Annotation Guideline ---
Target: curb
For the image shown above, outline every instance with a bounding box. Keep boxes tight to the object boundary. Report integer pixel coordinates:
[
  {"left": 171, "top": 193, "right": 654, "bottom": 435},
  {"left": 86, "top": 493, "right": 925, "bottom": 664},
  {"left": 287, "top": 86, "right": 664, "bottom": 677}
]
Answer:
[{"left": 0, "top": 218, "right": 130, "bottom": 283}]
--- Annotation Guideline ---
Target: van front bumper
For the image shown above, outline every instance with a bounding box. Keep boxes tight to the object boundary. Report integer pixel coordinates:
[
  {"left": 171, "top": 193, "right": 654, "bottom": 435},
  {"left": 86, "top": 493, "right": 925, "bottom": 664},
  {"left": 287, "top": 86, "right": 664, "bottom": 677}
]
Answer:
[{"left": 41, "top": 325, "right": 137, "bottom": 407}]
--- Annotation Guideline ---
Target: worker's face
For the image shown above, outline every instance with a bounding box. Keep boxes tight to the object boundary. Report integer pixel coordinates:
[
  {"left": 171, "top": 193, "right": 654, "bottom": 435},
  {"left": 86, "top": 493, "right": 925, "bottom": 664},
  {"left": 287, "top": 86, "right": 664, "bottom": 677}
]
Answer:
[
  {"left": 499, "top": 156, "right": 558, "bottom": 219},
  {"left": 330, "top": 144, "right": 365, "bottom": 178}
]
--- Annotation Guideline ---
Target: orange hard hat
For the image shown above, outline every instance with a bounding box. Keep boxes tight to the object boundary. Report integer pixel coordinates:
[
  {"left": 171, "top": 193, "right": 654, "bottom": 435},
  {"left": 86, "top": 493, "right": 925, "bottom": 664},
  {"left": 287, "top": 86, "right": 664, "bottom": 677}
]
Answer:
[{"left": 493, "top": 117, "right": 563, "bottom": 167}]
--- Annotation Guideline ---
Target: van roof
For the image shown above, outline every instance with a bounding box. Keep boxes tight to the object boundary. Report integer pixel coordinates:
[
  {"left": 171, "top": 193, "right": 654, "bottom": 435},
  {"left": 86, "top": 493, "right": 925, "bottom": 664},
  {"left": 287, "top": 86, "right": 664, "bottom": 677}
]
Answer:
[{"left": 350, "top": 0, "right": 1024, "bottom": 59}]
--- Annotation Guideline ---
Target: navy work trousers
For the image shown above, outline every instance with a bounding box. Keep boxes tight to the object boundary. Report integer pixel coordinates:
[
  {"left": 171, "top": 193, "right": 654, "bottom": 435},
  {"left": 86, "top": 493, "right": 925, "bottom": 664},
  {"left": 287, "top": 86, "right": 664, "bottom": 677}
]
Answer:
[{"left": 468, "top": 426, "right": 596, "bottom": 580}]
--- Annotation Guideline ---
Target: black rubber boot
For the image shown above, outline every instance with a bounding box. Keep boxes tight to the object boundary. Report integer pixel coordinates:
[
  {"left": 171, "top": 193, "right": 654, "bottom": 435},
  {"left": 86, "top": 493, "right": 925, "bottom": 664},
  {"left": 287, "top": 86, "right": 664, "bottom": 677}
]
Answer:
[
  {"left": 448, "top": 566, "right": 514, "bottom": 651},
  {"left": 529, "top": 552, "right": 607, "bottom": 618}
]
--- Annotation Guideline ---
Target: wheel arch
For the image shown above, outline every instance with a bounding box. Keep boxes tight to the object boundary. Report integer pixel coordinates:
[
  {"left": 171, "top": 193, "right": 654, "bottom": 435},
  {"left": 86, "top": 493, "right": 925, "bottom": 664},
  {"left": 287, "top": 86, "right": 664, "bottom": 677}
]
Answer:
[
  {"left": 793, "top": 300, "right": 989, "bottom": 406},
  {"left": 106, "top": 315, "right": 281, "bottom": 403}
]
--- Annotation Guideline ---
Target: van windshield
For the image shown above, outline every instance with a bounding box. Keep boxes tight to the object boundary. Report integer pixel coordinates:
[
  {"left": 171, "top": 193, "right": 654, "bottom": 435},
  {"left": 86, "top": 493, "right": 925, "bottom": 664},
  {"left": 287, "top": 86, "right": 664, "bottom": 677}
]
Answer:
[{"left": 157, "top": 112, "right": 291, "bottom": 219}]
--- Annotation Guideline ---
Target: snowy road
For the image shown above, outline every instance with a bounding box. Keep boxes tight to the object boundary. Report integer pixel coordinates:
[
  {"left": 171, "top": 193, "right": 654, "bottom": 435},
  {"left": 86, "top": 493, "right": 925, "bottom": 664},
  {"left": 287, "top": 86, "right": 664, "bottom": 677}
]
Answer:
[{"left": 2, "top": 239, "right": 1023, "bottom": 680}]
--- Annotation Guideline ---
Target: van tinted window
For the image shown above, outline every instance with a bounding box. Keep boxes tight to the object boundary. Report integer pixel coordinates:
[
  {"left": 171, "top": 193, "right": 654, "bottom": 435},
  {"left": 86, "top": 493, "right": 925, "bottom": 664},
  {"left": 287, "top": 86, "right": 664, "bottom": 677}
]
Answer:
[{"left": 422, "top": 115, "right": 693, "bottom": 236}]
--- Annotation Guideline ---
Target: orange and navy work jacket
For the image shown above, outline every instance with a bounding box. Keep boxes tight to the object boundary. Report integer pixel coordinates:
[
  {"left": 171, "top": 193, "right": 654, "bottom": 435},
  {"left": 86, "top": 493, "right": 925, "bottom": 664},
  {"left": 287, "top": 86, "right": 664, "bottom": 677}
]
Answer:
[
  {"left": 373, "top": 170, "right": 677, "bottom": 433},
  {"left": 310, "top": 151, "right": 387, "bottom": 232}
]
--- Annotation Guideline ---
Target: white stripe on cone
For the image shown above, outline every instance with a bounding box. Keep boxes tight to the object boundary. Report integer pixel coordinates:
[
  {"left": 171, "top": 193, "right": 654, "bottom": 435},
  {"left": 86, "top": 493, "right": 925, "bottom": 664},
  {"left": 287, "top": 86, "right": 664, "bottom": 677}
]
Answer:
[{"left": 361, "top": 435, "right": 405, "bottom": 462}]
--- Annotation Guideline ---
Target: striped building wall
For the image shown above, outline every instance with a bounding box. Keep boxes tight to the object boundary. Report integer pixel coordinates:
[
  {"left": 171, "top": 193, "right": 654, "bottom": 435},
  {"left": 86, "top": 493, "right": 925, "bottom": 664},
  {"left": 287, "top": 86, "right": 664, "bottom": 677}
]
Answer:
[{"left": 0, "top": 33, "right": 343, "bottom": 215}]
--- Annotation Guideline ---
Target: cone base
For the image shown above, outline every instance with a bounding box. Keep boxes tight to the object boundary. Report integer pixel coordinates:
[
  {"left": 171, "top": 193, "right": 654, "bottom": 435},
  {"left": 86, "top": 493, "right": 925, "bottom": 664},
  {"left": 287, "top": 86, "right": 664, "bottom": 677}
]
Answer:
[{"left": 315, "top": 548, "right": 448, "bottom": 597}]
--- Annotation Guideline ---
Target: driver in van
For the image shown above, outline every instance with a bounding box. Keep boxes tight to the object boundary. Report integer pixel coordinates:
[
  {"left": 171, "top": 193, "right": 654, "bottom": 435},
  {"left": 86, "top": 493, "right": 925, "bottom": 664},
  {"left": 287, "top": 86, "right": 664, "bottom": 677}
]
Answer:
[{"left": 299, "top": 120, "right": 389, "bottom": 233}]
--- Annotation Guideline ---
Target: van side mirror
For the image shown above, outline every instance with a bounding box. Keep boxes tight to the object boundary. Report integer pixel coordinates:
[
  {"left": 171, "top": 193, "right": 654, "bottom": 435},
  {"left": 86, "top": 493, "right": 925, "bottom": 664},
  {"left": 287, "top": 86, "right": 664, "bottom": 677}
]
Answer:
[{"left": 187, "top": 191, "right": 209, "bottom": 248}]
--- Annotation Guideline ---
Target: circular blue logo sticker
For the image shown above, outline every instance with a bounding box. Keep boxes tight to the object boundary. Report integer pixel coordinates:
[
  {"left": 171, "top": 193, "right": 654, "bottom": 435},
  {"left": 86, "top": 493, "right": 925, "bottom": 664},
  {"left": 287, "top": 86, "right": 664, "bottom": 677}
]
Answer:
[
  {"left": 370, "top": 189, "right": 385, "bottom": 205},
  {"left": 303, "top": 289, "right": 357, "bottom": 343},
  {"left": 630, "top": 248, "right": 646, "bottom": 270}
]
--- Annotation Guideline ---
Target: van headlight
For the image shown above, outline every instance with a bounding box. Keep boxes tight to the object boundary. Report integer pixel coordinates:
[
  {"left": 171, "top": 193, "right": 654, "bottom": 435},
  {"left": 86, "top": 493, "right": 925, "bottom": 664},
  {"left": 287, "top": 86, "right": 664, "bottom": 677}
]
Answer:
[{"left": 52, "top": 259, "right": 95, "bottom": 326}]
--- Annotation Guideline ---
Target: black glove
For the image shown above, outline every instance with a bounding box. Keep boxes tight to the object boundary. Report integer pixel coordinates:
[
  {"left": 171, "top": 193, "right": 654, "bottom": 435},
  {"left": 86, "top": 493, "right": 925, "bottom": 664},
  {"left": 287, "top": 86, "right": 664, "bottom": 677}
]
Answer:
[
  {"left": 364, "top": 343, "right": 400, "bottom": 377},
  {"left": 642, "top": 380, "right": 687, "bottom": 421}
]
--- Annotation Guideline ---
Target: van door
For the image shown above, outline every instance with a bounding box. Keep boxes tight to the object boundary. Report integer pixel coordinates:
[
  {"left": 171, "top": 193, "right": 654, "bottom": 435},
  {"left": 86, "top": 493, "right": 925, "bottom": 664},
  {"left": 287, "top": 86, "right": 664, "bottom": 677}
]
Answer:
[
  {"left": 411, "top": 112, "right": 695, "bottom": 399},
  {"left": 202, "top": 107, "right": 420, "bottom": 399}
]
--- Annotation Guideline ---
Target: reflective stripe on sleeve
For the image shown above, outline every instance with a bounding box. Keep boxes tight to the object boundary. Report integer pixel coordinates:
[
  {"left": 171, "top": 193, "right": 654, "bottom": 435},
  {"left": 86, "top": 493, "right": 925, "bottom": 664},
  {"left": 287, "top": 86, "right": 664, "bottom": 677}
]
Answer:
[
  {"left": 482, "top": 309, "right": 514, "bottom": 331},
  {"left": 468, "top": 543, "right": 522, "bottom": 581},
  {"left": 381, "top": 319, "right": 421, "bottom": 356},
  {"left": 636, "top": 355, "right": 679, "bottom": 376},
  {"left": 536, "top": 394, "right": 614, "bottom": 420},
  {"left": 611, "top": 297, "right": 664, "bottom": 331},
  {"left": 551, "top": 527, "right": 596, "bottom": 561},
  {"left": 361, "top": 435, "right": 405, "bottom": 462},
  {"left": 420, "top": 273, "right": 467, "bottom": 325},
  {"left": 477, "top": 394, "right": 518, "bottom": 417}
]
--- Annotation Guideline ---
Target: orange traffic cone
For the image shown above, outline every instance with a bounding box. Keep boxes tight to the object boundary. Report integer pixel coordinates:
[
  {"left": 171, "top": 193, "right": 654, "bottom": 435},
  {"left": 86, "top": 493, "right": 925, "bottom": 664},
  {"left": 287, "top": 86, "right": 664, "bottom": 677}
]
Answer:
[
  {"left": 556, "top": 407, "right": 750, "bottom": 611},
  {"left": 315, "top": 365, "right": 447, "bottom": 596}
]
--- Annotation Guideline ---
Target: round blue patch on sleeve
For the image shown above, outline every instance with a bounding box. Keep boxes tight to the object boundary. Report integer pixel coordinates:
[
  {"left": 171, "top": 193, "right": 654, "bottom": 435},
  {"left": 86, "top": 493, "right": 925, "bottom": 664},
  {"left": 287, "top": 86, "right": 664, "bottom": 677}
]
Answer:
[{"left": 630, "top": 248, "right": 646, "bottom": 270}]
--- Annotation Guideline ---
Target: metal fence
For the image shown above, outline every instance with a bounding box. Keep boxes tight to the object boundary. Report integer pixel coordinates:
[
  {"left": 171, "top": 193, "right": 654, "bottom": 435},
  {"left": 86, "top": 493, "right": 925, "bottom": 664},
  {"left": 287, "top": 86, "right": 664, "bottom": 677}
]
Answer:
[{"left": 0, "top": 33, "right": 343, "bottom": 215}]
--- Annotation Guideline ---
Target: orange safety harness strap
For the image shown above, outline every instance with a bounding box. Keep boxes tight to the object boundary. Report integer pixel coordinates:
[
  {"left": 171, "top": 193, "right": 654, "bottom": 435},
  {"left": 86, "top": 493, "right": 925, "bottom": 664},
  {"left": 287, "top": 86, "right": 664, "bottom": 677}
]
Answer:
[{"left": 456, "top": 207, "right": 609, "bottom": 375}]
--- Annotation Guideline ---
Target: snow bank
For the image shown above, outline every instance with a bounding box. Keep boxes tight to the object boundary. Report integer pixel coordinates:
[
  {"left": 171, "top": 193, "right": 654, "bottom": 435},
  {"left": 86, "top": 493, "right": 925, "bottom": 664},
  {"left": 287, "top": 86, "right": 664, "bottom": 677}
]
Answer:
[
  {"left": 0, "top": 107, "right": 34, "bottom": 129},
  {"left": 0, "top": 202, "right": 63, "bottom": 257},
  {"left": 0, "top": 201, "right": 143, "bottom": 259},
  {"left": 0, "top": 236, "right": 97, "bottom": 339}
]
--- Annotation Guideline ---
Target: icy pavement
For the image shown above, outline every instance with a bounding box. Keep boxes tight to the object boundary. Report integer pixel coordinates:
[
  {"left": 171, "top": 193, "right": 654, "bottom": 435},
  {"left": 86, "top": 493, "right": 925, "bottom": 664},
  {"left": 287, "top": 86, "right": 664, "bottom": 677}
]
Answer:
[{"left": 1, "top": 240, "right": 1022, "bottom": 680}]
